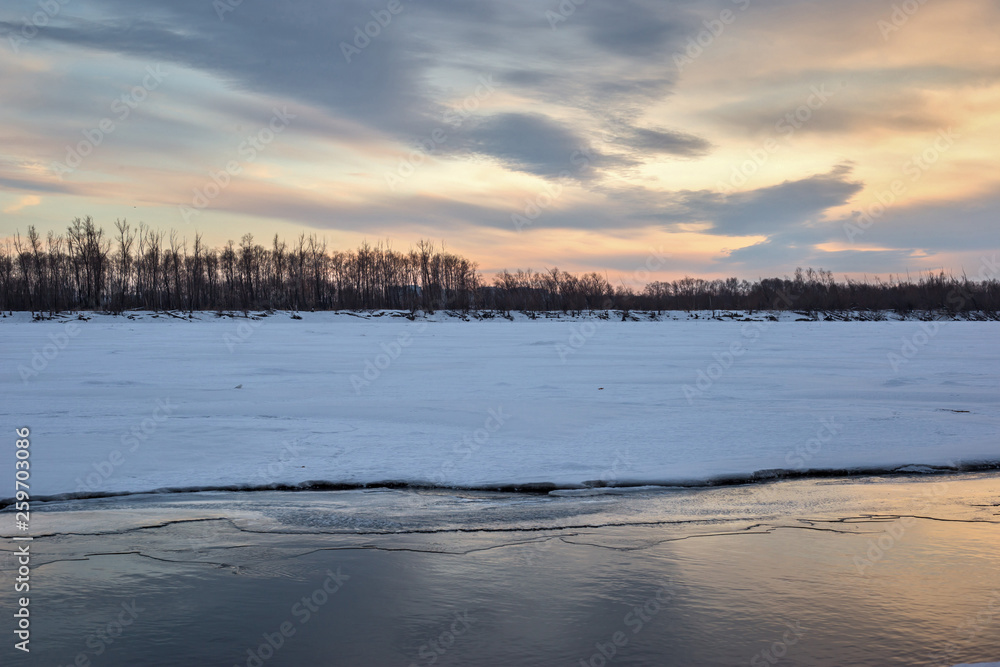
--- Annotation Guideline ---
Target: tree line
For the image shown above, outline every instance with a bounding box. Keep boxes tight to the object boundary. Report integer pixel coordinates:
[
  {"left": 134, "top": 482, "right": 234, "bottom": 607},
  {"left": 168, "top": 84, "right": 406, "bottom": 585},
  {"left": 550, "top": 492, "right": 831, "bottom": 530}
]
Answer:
[{"left": 1, "top": 218, "right": 997, "bottom": 316}]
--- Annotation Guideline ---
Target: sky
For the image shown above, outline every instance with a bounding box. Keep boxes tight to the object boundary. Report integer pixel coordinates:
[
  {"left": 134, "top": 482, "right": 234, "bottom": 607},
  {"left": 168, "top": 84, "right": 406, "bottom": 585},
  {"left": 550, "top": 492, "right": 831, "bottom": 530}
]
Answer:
[{"left": 1, "top": 0, "right": 998, "bottom": 283}]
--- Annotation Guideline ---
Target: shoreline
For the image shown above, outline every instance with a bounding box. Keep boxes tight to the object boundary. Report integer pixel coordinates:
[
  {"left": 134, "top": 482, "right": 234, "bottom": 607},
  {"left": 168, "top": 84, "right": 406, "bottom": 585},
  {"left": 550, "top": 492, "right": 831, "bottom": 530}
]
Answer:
[
  {"left": 5, "top": 471, "right": 998, "bottom": 537},
  {"left": 5, "top": 307, "right": 1000, "bottom": 323},
  {"left": 3, "top": 463, "right": 1000, "bottom": 512}
]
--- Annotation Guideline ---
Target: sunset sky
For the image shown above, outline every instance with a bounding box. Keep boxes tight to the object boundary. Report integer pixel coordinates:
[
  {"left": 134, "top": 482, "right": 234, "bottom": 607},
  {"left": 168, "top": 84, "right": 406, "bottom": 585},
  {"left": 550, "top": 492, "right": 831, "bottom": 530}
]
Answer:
[{"left": 1, "top": 0, "right": 998, "bottom": 283}]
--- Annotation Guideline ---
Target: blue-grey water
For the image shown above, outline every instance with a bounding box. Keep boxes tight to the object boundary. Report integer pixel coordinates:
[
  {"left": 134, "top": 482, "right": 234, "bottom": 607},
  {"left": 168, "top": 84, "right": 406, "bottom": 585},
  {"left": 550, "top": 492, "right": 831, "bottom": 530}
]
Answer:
[{"left": 2, "top": 474, "right": 999, "bottom": 666}]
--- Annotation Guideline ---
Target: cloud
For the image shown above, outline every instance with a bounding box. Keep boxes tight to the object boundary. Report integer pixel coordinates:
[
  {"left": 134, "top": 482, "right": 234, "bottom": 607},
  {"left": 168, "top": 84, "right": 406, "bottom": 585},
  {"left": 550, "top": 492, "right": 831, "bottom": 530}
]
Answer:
[
  {"left": 0, "top": 0, "right": 708, "bottom": 186},
  {"left": 622, "top": 127, "right": 713, "bottom": 157},
  {"left": 706, "top": 73, "right": 970, "bottom": 138},
  {"left": 642, "top": 164, "right": 864, "bottom": 237},
  {"left": 464, "top": 112, "right": 597, "bottom": 178},
  {"left": 6, "top": 2, "right": 436, "bottom": 136},
  {"left": 0, "top": 174, "right": 77, "bottom": 195},
  {"left": 2, "top": 195, "right": 42, "bottom": 214},
  {"left": 834, "top": 191, "right": 1000, "bottom": 253},
  {"left": 716, "top": 190, "right": 1000, "bottom": 274},
  {"left": 574, "top": 0, "right": 691, "bottom": 57},
  {"left": 722, "top": 237, "right": 921, "bottom": 274}
]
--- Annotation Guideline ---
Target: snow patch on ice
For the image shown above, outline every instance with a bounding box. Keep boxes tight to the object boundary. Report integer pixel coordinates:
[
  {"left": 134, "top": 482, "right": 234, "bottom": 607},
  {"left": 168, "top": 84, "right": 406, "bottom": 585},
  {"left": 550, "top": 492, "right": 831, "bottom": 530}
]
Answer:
[{"left": 3, "top": 313, "right": 999, "bottom": 499}]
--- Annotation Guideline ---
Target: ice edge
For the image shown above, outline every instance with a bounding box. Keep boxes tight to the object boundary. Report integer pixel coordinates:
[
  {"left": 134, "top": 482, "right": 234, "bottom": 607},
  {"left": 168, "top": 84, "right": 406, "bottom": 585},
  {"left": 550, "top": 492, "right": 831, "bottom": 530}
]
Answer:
[{"left": 3, "top": 460, "right": 998, "bottom": 509}]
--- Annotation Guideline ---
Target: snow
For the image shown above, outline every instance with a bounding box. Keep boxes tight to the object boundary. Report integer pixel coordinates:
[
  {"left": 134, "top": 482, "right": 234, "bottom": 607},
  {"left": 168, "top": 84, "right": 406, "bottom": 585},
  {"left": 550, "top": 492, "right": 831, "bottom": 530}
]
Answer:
[{"left": 2, "top": 311, "right": 998, "bottom": 499}]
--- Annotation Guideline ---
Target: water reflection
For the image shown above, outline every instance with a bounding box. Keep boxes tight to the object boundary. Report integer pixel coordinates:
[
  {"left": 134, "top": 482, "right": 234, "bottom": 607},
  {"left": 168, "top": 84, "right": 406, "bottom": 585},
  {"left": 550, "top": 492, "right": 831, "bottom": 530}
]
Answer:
[{"left": 0, "top": 475, "right": 998, "bottom": 666}]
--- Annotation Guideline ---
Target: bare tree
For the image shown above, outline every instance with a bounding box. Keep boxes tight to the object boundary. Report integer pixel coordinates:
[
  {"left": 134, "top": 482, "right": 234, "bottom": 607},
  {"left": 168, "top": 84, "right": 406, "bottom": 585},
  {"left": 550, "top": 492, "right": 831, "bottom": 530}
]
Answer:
[{"left": 2, "top": 219, "right": 997, "bottom": 317}]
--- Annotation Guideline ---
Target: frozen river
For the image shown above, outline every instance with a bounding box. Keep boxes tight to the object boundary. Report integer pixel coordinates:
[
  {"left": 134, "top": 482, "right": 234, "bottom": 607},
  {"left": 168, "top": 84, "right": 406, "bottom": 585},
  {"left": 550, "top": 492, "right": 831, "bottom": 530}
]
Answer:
[{"left": 3, "top": 311, "right": 999, "bottom": 499}]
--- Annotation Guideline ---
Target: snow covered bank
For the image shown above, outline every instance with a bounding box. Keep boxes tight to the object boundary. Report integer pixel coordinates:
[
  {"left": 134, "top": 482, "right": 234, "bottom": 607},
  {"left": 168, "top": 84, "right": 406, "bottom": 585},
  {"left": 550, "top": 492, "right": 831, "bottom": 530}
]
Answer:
[{"left": 2, "top": 311, "right": 998, "bottom": 499}]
